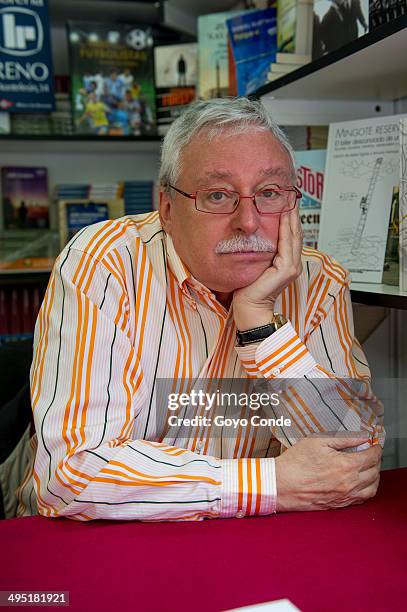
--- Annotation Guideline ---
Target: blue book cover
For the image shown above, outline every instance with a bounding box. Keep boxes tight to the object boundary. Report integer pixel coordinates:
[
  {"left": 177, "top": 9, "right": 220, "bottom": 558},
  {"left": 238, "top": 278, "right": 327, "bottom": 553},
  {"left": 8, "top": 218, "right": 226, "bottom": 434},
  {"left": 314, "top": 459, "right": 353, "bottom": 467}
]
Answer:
[{"left": 226, "top": 8, "right": 277, "bottom": 96}]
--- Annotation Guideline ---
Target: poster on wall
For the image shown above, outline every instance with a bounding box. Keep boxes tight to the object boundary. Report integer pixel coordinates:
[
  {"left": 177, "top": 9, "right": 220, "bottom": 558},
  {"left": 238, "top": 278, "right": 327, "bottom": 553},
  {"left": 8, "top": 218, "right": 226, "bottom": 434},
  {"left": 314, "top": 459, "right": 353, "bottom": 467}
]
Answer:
[
  {"left": 0, "top": 0, "right": 55, "bottom": 112},
  {"left": 68, "top": 21, "right": 156, "bottom": 136}
]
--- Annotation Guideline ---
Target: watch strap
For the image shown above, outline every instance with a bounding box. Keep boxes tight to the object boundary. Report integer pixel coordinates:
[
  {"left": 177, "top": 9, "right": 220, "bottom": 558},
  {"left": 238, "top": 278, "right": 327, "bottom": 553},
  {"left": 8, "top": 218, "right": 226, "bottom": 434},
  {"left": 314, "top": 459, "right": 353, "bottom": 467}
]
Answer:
[{"left": 236, "top": 314, "right": 287, "bottom": 346}]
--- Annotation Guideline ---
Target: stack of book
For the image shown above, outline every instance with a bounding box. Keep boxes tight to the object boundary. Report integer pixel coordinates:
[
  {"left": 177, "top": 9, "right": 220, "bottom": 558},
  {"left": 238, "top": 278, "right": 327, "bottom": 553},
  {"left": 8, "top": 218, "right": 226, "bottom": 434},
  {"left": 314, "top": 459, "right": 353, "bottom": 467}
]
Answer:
[
  {"left": 267, "top": 52, "right": 310, "bottom": 82},
  {"left": 10, "top": 76, "right": 73, "bottom": 136},
  {"left": 55, "top": 180, "right": 156, "bottom": 247},
  {"left": 124, "top": 181, "right": 156, "bottom": 215}
]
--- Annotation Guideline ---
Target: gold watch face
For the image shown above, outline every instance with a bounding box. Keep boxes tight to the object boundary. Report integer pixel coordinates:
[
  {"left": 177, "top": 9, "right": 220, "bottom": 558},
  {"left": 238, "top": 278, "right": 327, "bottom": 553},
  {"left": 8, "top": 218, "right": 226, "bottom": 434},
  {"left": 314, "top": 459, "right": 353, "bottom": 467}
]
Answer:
[{"left": 272, "top": 314, "right": 287, "bottom": 330}]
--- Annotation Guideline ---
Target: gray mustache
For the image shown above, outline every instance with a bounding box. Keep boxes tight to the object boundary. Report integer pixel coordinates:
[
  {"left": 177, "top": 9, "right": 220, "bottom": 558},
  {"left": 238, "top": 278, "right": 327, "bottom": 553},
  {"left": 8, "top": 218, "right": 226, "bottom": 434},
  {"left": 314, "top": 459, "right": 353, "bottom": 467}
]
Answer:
[{"left": 215, "top": 235, "right": 276, "bottom": 254}]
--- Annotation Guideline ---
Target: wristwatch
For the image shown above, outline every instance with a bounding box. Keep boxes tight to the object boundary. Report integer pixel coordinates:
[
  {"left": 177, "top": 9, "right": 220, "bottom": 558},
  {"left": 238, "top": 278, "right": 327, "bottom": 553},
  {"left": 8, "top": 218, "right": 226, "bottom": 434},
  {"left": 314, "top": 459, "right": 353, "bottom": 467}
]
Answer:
[{"left": 236, "top": 313, "right": 287, "bottom": 346}]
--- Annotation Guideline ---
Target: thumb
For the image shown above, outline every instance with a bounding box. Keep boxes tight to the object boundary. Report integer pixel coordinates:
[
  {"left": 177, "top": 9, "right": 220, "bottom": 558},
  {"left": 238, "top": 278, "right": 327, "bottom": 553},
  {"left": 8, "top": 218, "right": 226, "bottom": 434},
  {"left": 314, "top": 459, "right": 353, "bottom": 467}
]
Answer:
[{"left": 325, "top": 432, "right": 370, "bottom": 451}]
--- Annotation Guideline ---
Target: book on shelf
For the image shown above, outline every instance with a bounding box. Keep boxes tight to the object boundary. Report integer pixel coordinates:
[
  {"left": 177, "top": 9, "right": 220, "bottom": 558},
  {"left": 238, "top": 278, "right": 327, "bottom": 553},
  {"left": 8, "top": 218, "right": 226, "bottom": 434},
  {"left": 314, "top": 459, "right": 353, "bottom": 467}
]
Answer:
[
  {"left": 227, "top": 7, "right": 278, "bottom": 96},
  {"left": 58, "top": 199, "right": 125, "bottom": 248},
  {"left": 277, "top": 0, "right": 313, "bottom": 54},
  {"left": 9, "top": 76, "right": 73, "bottom": 136},
  {"left": 276, "top": 51, "right": 311, "bottom": 64},
  {"left": 295, "top": 149, "right": 326, "bottom": 249},
  {"left": 68, "top": 22, "right": 156, "bottom": 136},
  {"left": 0, "top": 285, "right": 46, "bottom": 341},
  {"left": 318, "top": 113, "right": 406, "bottom": 283},
  {"left": 312, "top": 0, "right": 369, "bottom": 60},
  {"left": 154, "top": 43, "right": 197, "bottom": 136},
  {"left": 382, "top": 186, "right": 399, "bottom": 286},
  {"left": 198, "top": 10, "right": 246, "bottom": 100},
  {"left": 400, "top": 118, "right": 407, "bottom": 291},
  {"left": 0, "top": 114, "right": 10, "bottom": 135},
  {"left": 369, "top": 0, "right": 406, "bottom": 31},
  {"left": 269, "top": 62, "right": 303, "bottom": 73},
  {"left": 1, "top": 167, "right": 49, "bottom": 230},
  {"left": 55, "top": 181, "right": 155, "bottom": 217}
]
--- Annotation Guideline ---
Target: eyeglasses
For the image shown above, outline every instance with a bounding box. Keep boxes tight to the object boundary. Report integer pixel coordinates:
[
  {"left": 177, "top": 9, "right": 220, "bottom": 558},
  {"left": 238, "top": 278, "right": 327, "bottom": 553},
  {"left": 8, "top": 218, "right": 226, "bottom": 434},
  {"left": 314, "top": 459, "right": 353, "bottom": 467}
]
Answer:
[{"left": 167, "top": 183, "right": 302, "bottom": 215}]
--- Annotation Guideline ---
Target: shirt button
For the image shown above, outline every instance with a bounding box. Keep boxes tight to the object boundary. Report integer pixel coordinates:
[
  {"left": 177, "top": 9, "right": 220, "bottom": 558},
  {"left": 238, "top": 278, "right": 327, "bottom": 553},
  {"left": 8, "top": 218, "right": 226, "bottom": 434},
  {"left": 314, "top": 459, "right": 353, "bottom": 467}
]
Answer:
[
  {"left": 236, "top": 510, "right": 245, "bottom": 519},
  {"left": 271, "top": 368, "right": 281, "bottom": 376}
]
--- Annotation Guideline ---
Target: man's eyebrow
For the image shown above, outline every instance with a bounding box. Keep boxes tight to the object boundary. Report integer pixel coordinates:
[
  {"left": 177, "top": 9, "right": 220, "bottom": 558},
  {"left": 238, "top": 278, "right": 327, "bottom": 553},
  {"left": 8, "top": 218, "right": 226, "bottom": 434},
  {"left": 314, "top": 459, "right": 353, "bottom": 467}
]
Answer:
[
  {"left": 259, "top": 167, "right": 292, "bottom": 181},
  {"left": 197, "top": 170, "right": 234, "bottom": 183}
]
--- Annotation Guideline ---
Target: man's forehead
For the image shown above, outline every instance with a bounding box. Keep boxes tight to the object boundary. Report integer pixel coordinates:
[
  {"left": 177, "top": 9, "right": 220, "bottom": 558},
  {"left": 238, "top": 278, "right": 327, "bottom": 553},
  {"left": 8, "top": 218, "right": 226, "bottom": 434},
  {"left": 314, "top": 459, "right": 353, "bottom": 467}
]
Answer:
[{"left": 197, "top": 166, "right": 293, "bottom": 182}]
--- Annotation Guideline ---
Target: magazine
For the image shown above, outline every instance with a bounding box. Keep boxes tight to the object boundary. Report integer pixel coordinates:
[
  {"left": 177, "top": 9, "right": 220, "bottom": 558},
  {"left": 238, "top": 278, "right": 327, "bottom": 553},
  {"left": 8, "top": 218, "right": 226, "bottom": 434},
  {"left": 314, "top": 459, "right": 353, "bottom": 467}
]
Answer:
[
  {"left": 318, "top": 114, "right": 406, "bottom": 283},
  {"left": 198, "top": 10, "right": 245, "bottom": 99},
  {"left": 58, "top": 198, "right": 124, "bottom": 247},
  {"left": 1, "top": 167, "right": 49, "bottom": 230},
  {"left": 227, "top": 7, "right": 278, "bottom": 96},
  {"left": 68, "top": 22, "right": 156, "bottom": 136},
  {"left": 277, "top": 0, "right": 313, "bottom": 54},
  {"left": 400, "top": 118, "right": 407, "bottom": 291},
  {"left": 295, "top": 149, "right": 326, "bottom": 249},
  {"left": 154, "top": 43, "right": 197, "bottom": 136},
  {"left": 382, "top": 187, "right": 399, "bottom": 286},
  {"left": 313, "top": 0, "right": 369, "bottom": 60}
]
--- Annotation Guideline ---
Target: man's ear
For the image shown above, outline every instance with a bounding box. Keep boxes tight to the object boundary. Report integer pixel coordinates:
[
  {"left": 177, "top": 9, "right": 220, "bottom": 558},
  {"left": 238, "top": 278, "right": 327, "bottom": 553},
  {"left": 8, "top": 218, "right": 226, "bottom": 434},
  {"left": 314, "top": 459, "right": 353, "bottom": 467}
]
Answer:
[{"left": 158, "top": 189, "right": 172, "bottom": 234}]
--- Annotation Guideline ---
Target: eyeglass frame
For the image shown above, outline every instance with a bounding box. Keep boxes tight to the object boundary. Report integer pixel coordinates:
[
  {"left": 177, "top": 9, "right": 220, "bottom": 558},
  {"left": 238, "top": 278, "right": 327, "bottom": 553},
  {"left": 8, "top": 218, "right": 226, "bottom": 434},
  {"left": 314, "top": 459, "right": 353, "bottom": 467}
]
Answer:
[{"left": 167, "top": 183, "right": 302, "bottom": 215}]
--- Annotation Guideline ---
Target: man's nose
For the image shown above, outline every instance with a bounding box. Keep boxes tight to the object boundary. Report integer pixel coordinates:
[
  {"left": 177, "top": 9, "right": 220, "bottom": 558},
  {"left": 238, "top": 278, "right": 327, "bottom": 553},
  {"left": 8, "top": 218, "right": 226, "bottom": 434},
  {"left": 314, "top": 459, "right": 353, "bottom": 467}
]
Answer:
[{"left": 229, "top": 196, "right": 261, "bottom": 234}]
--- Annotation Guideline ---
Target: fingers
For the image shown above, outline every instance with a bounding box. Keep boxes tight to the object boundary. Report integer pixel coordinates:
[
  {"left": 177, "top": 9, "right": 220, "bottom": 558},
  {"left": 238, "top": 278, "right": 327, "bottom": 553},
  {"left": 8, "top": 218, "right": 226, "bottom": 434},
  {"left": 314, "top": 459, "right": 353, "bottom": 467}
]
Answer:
[
  {"left": 276, "top": 209, "right": 293, "bottom": 263},
  {"left": 355, "top": 444, "right": 382, "bottom": 472},
  {"left": 290, "top": 206, "right": 303, "bottom": 265}
]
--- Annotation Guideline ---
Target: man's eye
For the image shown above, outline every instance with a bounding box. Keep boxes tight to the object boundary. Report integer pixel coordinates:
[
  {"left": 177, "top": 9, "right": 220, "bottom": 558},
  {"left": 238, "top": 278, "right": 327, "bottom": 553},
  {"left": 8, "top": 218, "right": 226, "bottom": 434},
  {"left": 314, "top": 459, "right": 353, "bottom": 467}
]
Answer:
[
  {"left": 208, "top": 191, "right": 228, "bottom": 202},
  {"left": 260, "top": 190, "right": 279, "bottom": 199}
]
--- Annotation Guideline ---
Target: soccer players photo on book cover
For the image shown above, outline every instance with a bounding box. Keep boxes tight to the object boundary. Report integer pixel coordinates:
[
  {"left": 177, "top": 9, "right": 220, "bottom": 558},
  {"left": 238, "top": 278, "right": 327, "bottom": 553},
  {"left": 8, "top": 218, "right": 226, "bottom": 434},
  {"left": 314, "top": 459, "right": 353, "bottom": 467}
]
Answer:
[{"left": 68, "top": 22, "right": 156, "bottom": 137}]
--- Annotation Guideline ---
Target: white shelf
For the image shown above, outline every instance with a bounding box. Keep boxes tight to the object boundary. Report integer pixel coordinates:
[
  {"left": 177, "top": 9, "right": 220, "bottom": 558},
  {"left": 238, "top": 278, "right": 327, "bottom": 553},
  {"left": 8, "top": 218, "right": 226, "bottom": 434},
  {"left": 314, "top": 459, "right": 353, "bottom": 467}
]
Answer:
[
  {"left": 350, "top": 283, "right": 407, "bottom": 309},
  {"left": 0, "top": 138, "right": 162, "bottom": 155}
]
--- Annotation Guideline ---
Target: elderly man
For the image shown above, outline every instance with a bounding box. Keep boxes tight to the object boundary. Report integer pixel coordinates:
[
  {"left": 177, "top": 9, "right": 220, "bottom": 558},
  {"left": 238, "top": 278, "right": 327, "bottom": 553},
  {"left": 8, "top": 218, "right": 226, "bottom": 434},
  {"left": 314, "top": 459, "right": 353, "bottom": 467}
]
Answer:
[{"left": 23, "top": 98, "right": 383, "bottom": 521}]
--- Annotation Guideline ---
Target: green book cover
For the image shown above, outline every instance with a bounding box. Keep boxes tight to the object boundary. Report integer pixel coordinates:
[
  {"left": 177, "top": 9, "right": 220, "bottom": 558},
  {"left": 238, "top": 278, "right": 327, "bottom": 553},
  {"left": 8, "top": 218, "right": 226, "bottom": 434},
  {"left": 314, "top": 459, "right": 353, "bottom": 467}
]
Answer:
[{"left": 198, "top": 10, "right": 245, "bottom": 100}]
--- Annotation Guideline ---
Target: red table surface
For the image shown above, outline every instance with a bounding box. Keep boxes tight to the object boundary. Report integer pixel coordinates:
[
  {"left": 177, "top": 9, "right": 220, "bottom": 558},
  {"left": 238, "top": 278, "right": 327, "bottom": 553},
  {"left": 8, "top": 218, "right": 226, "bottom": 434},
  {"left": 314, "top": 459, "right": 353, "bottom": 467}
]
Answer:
[{"left": 0, "top": 468, "right": 406, "bottom": 612}]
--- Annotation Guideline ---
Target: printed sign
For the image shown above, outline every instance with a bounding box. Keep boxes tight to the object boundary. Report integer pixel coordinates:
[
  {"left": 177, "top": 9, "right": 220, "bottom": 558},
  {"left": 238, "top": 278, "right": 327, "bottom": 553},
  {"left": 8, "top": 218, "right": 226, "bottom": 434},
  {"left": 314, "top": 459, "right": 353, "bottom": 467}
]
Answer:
[{"left": 0, "top": 0, "right": 55, "bottom": 112}]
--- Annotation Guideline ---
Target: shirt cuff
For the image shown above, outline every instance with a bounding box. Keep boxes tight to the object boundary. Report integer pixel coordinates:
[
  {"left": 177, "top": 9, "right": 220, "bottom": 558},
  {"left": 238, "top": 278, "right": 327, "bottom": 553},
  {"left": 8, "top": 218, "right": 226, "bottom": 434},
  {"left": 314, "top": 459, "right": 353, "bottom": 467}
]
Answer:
[
  {"left": 219, "top": 457, "right": 277, "bottom": 518},
  {"left": 236, "top": 321, "right": 316, "bottom": 379}
]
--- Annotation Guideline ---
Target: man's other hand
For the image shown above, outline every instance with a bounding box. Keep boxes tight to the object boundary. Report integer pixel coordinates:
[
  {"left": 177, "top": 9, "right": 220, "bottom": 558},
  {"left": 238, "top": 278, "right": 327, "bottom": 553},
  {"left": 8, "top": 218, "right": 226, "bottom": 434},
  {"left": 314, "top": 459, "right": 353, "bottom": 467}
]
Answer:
[{"left": 275, "top": 434, "right": 382, "bottom": 512}]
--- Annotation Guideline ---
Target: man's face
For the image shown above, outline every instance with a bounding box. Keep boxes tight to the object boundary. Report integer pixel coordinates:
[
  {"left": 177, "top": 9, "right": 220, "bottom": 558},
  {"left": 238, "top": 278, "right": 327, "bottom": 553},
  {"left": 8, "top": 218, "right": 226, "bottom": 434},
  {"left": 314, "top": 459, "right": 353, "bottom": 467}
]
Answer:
[{"left": 159, "top": 129, "right": 295, "bottom": 297}]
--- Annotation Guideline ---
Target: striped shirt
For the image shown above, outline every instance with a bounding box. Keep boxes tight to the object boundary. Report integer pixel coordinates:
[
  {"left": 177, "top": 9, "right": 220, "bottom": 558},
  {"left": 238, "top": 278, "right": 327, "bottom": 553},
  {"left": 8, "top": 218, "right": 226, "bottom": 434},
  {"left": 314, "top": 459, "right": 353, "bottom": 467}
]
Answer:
[{"left": 23, "top": 212, "right": 384, "bottom": 521}]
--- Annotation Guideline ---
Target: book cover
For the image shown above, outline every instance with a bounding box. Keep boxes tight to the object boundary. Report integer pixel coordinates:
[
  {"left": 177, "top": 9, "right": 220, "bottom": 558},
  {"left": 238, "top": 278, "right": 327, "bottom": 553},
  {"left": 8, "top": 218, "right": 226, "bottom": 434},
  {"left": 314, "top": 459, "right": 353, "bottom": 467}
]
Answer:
[
  {"left": 154, "top": 43, "right": 197, "bottom": 136},
  {"left": 312, "top": 0, "right": 369, "bottom": 60},
  {"left": 1, "top": 167, "right": 49, "bottom": 230},
  {"left": 277, "top": 0, "right": 313, "bottom": 54},
  {"left": 58, "top": 198, "right": 124, "bottom": 247},
  {"left": 400, "top": 118, "right": 407, "bottom": 291},
  {"left": 226, "top": 7, "right": 277, "bottom": 96},
  {"left": 68, "top": 22, "right": 156, "bottom": 136},
  {"left": 369, "top": 0, "right": 406, "bottom": 31},
  {"left": 382, "top": 186, "right": 399, "bottom": 286},
  {"left": 318, "top": 114, "right": 406, "bottom": 283},
  {"left": 198, "top": 10, "right": 245, "bottom": 100},
  {"left": 295, "top": 149, "right": 326, "bottom": 249}
]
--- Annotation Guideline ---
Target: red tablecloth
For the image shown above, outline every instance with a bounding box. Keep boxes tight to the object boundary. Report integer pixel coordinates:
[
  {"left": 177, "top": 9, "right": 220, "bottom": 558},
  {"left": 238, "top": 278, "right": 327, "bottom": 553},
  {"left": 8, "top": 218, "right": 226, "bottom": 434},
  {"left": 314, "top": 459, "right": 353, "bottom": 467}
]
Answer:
[{"left": 0, "top": 468, "right": 406, "bottom": 612}]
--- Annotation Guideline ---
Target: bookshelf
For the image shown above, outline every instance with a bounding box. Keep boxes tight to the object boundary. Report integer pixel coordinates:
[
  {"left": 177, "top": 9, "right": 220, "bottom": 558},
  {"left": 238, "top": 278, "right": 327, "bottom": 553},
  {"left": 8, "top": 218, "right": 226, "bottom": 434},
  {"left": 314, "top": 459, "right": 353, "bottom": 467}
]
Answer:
[
  {"left": 254, "top": 14, "right": 407, "bottom": 126},
  {"left": 254, "top": 15, "right": 407, "bottom": 102},
  {"left": 253, "top": 15, "right": 407, "bottom": 309}
]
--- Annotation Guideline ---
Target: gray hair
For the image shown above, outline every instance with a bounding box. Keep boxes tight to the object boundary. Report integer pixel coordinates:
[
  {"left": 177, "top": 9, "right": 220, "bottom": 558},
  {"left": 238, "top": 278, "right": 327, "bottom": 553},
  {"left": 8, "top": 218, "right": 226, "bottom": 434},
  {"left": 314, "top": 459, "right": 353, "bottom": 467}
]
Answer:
[{"left": 159, "top": 97, "right": 296, "bottom": 190}]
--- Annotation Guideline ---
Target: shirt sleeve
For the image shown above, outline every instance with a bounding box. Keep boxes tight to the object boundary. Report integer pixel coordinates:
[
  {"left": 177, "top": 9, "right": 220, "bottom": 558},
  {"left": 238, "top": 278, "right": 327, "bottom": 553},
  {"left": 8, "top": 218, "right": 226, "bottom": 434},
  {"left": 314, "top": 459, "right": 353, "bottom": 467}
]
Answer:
[
  {"left": 30, "top": 237, "right": 276, "bottom": 522},
  {"left": 236, "top": 280, "right": 385, "bottom": 451}
]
